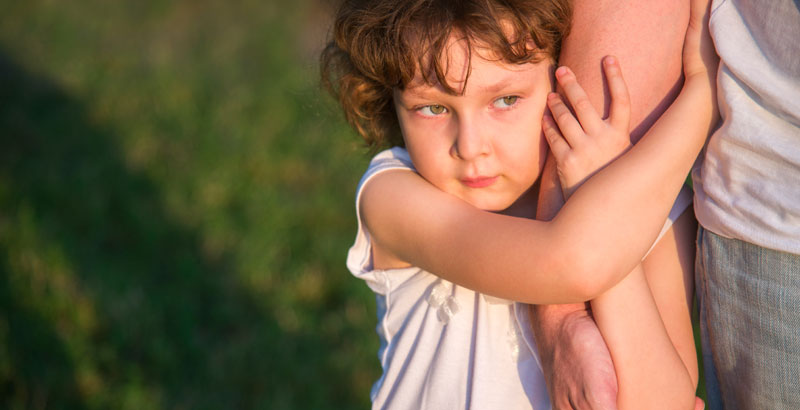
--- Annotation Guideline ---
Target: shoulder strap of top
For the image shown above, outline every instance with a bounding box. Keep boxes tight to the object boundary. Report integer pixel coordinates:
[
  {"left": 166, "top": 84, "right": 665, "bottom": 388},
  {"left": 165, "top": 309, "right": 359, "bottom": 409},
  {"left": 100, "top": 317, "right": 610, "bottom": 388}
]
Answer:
[{"left": 346, "top": 148, "right": 415, "bottom": 292}]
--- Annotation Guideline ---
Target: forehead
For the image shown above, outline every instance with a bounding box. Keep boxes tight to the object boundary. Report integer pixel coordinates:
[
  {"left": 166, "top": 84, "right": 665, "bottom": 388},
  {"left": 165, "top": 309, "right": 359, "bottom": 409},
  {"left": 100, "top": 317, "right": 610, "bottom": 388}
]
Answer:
[
  {"left": 405, "top": 35, "right": 548, "bottom": 95},
  {"left": 402, "top": 32, "right": 551, "bottom": 94}
]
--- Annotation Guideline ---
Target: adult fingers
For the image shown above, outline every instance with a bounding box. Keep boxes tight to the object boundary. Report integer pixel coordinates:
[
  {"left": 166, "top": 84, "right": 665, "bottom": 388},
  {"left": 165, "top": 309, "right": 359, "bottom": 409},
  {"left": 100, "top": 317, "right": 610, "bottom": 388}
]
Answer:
[
  {"left": 603, "top": 56, "right": 631, "bottom": 132},
  {"left": 555, "top": 66, "right": 604, "bottom": 134}
]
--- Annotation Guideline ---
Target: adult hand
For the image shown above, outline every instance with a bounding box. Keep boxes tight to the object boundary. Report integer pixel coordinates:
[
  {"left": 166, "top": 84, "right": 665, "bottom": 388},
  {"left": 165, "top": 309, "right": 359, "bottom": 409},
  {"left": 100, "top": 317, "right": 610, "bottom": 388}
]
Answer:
[{"left": 530, "top": 304, "right": 618, "bottom": 409}]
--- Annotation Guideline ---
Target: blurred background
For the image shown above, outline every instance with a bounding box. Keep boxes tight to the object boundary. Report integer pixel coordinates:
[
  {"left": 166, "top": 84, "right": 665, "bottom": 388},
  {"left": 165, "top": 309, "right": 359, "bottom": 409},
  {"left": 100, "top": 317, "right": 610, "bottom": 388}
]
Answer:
[{"left": 0, "top": 1, "right": 380, "bottom": 409}]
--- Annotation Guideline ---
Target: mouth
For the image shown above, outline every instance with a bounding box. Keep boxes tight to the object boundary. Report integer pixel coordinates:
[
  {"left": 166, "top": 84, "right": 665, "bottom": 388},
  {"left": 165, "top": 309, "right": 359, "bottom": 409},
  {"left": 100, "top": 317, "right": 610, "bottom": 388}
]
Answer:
[{"left": 460, "top": 176, "right": 498, "bottom": 188}]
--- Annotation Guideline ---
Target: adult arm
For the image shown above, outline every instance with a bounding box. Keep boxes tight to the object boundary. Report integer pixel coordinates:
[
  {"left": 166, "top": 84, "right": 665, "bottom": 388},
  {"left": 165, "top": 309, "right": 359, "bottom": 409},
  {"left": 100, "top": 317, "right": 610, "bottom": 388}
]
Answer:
[{"left": 530, "top": 0, "right": 689, "bottom": 407}]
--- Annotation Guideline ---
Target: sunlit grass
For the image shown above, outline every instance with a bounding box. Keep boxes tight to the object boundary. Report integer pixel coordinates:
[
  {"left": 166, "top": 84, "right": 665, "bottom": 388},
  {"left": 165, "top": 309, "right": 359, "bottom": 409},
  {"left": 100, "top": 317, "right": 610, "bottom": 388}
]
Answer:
[
  {"left": 0, "top": 1, "right": 376, "bottom": 408},
  {"left": 0, "top": 1, "right": 708, "bottom": 409}
]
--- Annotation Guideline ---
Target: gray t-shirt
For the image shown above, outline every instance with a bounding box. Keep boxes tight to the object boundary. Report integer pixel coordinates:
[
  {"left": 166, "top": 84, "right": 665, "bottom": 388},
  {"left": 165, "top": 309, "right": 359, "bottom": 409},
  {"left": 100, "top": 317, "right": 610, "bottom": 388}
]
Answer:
[{"left": 693, "top": 0, "right": 800, "bottom": 253}]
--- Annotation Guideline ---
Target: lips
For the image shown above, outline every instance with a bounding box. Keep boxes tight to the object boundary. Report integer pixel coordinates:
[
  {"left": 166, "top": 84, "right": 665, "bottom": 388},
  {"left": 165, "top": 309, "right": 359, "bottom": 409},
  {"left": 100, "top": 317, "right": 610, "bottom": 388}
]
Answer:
[{"left": 460, "top": 175, "right": 498, "bottom": 188}]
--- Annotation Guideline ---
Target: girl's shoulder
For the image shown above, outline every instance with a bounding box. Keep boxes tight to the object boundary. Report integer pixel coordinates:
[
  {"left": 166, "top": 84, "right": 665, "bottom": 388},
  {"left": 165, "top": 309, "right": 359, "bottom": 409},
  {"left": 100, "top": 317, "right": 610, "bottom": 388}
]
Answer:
[
  {"left": 358, "top": 147, "right": 415, "bottom": 185},
  {"left": 346, "top": 147, "right": 417, "bottom": 289}
]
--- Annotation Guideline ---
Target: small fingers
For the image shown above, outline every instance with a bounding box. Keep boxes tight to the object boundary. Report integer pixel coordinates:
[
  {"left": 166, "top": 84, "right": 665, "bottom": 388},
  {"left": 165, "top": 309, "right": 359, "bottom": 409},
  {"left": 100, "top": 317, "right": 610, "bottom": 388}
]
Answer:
[
  {"left": 546, "top": 92, "right": 586, "bottom": 148},
  {"left": 694, "top": 397, "right": 706, "bottom": 410},
  {"left": 689, "top": 0, "right": 711, "bottom": 28},
  {"left": 555, "top": 66, "right": 604, "bottom": 133},
  {"left": 603, "top": 56, "right": 631, "bottom": 132},
  {"left": 542, "top": 112, "right": 571, "bottom": 161}
]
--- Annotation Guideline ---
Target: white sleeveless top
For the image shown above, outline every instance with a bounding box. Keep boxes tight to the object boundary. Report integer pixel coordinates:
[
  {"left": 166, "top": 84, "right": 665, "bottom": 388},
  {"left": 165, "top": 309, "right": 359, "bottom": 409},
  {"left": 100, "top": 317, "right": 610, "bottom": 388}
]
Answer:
[
  {"left": 347, "top": 147, "right": 551, "bottom": 410},
  {"left": 347, "top": 147, "right": 694, "bottom": 409}
]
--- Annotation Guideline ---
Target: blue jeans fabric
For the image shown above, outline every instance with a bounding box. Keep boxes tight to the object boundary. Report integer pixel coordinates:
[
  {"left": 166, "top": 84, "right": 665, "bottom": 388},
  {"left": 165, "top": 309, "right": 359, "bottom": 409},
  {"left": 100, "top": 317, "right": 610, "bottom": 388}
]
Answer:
[{"left": 696, "top": 226, "right": 800, "bottom": 410}]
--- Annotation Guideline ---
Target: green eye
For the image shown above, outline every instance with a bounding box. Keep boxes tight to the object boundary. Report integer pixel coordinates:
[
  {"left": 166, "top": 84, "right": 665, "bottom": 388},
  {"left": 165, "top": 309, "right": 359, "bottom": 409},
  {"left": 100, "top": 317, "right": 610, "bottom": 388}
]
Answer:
[
  {"left": 419, "top": 104, "right": 447, "bottom": 116},
  {"left": 494, "top": 96, "right": 519, "bottom": 108}
]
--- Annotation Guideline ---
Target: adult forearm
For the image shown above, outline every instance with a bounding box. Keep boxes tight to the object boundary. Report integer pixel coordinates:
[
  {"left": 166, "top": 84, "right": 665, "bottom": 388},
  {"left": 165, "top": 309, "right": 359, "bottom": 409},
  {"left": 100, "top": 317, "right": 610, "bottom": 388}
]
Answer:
[{"left": 539, "top": 0, "right": 691, "bottom": 299}]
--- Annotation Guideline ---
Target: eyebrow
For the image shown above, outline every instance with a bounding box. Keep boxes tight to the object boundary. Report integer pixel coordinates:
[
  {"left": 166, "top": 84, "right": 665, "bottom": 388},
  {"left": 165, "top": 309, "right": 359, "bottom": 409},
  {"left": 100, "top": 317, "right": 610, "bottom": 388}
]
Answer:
[
  {"left": 403, "top": 74, "right": 518, "bottom": 99},
  {"left": 400, "top": 79, "right": 454, "bottom": 99},
  {"left": 402, "top": 86, "right": 444, "bottom": 99}
]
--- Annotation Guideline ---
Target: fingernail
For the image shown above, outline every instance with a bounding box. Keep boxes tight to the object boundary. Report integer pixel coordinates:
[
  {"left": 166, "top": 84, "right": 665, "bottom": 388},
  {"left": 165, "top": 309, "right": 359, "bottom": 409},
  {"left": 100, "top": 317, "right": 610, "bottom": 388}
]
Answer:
[
  {"left": 547, "top": 92, "right": 558, "bottom": 101},
  {"left": 555, "top": 66, "right": 568, "bottom": 78},
  {"left": 605, "top": 56, "right": 616, "bottom": 65}
]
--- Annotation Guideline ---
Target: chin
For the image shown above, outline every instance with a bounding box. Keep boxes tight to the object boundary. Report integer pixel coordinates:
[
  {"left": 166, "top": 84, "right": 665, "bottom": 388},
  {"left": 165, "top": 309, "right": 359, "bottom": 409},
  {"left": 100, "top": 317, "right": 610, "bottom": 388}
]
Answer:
[{"left": 470, "top": 198, "right": 514, "bottom": 213}]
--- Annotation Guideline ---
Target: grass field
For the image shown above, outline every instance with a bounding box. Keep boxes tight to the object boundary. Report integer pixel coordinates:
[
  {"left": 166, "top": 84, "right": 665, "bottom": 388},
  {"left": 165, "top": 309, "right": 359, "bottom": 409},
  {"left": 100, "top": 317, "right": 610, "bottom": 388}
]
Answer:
[
  {"left": 0, "top": 1, "right": 706, "bottom": 409},
  {"left": 0, "top": 1, "right": 380, "bottom": 408}
]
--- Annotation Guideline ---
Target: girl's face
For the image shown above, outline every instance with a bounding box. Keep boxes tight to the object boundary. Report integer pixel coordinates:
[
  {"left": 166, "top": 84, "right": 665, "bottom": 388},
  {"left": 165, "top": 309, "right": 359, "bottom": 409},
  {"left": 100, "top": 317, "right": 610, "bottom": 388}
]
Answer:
[{"left": 393, "top": 38, "right": 552, "bottom": 213}]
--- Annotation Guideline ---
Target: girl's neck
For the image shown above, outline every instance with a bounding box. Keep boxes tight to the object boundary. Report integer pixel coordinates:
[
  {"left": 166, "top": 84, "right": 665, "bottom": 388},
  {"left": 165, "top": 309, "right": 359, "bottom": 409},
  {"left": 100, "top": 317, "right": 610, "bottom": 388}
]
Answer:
[{"left": 498, "top": 180, "right": 540, "bottom": 219}]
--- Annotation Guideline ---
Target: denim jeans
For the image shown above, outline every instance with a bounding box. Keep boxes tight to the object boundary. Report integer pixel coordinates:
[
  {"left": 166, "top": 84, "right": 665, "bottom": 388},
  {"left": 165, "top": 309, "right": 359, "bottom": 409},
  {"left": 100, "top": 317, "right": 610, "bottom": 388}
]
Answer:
[{"left": 696, "top": 226, "right": 800, "bottom": 410}]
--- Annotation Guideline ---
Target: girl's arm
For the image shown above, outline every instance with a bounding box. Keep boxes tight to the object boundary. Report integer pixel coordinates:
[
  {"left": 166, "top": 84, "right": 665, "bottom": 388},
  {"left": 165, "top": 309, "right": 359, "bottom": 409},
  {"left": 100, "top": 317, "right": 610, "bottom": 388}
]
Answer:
[
  {"left": 533, "top": 158, "right": 700, "bottom": 410},
  {"left": 536, "top": 74, "right": 703, "bottom": 410},
  {"left": 640, "top": 211, "right": 700, "bottom": 391},
  {"left": 543, "top": 0, "right": 713, "bottom": 407},
  {"left": 361, "top": 0, "right": 717, "bottom": 305},
  {"left": 590, "top": 207, "right": 698, "bottom": 409},
  {"left": 589, "top": 205, "right": 699, "bottom": 409},
  {"left": 529, "top": 0, "right": 699, "bottom": 407},
  {"left": 591, "top": 264, "right": 695, "bottom": 409}
]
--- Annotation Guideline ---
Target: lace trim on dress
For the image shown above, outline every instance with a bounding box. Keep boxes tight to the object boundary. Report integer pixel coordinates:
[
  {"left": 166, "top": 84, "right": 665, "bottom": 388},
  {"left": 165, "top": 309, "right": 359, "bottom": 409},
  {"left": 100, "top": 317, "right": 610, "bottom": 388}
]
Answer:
[
  {"left": 427, "top": 279, "right": 528, "bottom": 362},
  {"left": 428, "top": 280, "right": 460, "bottom": 323}
]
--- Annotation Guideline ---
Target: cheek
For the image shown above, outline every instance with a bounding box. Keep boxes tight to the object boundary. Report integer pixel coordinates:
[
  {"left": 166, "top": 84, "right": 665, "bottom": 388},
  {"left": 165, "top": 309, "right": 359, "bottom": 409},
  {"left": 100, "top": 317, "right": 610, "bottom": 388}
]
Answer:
[
  {"left": 519, "top": 103, "right": 549, "bottom": 168},
  {"left": 504, "top": 122, "right": 547, "bottom": 179},
  {"left": 509, "top": 114, "right": 544, "bottom": 153},
  {"left": 538, "top": 130, "right": 548, "bottom": 165},
  {"left": 404, "top": 135, "right": 452, "bottom": 185},
  {"left": 402, "top": 118, "right": 454, "bottom": 159}
]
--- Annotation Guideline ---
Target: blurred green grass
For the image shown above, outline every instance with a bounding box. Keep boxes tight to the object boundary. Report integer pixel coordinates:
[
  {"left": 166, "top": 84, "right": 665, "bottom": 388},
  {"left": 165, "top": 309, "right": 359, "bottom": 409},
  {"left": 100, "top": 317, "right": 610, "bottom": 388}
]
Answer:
[
  {"left": 0, "top": 1, "right": 378, "bottom": 409},
  {"left": 0, "top": 1, "right": 709, "bottom": 408}
]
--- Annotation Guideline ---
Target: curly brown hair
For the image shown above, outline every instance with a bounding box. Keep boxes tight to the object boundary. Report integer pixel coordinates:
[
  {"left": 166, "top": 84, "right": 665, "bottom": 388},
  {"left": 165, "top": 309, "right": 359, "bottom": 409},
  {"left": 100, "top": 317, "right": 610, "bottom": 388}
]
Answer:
[{"left": 321, "top": 0, "right": 572, "bottom": 150}]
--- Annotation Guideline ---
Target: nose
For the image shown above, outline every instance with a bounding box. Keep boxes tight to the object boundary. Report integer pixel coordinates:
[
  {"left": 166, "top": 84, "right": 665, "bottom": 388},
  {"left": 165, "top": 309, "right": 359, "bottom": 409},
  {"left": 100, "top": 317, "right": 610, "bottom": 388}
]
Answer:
[{"left": 451, "top": 114, "right": 491, "bottom": 161}]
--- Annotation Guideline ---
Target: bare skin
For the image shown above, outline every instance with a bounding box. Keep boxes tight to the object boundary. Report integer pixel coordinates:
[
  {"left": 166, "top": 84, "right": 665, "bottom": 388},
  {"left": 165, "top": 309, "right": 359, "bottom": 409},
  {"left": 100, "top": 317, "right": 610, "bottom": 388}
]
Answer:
[{"left": 530, "top": 0, "right": 714, "bottom": 408}]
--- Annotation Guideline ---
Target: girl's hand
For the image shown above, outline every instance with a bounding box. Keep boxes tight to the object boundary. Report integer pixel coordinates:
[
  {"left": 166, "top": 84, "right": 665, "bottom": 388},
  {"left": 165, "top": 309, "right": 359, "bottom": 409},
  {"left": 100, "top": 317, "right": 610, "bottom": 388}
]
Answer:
[
  {"left": 542, "top": 57, "right": 632, "bottom": 199},
  {"left": 683, "top": 0, "right": 717, "bottom": 81},
  {"left": 682, "top": 0, "right": 719, "bottom": 126}
]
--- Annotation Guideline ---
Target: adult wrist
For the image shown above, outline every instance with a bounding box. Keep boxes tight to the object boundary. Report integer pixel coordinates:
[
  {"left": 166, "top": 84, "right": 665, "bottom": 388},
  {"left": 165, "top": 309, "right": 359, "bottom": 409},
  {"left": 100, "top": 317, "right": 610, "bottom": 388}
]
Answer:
[{"left": 530, "top": 303, "right": 591, "bottom": 345}]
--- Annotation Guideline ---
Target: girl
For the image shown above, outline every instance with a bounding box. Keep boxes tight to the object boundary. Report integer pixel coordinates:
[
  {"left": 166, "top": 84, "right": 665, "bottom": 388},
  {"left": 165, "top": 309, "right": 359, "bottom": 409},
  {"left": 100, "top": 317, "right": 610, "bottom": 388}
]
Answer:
[{"left": 321, "top": 0, "right": 717, "bottom": 408}]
